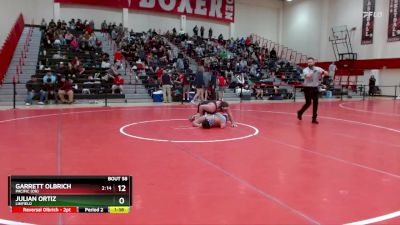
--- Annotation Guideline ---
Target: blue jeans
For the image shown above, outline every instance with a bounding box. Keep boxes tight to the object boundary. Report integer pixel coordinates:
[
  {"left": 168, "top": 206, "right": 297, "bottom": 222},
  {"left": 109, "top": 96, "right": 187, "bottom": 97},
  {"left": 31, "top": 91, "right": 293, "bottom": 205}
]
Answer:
[{"left": 26, "top": 91, "right": 46, "bottom": 104}]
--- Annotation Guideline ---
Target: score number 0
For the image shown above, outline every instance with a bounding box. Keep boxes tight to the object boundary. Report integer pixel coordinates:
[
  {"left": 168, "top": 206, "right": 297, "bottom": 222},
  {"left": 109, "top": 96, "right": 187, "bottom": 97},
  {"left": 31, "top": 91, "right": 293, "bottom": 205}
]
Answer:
[{"left": 118, "top": 185, "right": 127, "bottom": 205}]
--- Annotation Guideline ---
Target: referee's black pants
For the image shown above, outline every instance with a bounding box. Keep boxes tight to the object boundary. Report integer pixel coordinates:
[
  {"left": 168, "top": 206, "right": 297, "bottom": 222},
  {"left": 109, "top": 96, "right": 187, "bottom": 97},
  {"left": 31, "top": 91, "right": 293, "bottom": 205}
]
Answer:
[{"left": 299, "top": 87, "right": 319, "bottom": 120}]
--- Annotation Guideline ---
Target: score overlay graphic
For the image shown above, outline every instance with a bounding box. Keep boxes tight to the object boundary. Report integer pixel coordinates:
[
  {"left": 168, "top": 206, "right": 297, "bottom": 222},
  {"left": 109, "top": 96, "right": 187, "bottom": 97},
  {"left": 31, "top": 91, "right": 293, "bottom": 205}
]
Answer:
[{"left": 8, "top": 176, "right": 132, "bottom": 214}]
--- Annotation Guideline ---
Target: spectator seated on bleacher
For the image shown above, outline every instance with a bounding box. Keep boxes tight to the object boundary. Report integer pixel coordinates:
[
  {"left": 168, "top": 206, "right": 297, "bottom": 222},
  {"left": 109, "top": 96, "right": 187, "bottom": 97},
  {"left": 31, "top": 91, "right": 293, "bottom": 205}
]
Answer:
[
  {"left": 71, "top": 56, "right": 81, "bottom": 68},
  {"left": 56, "top": 62, "right": 67, "bottom": 77},
  {"left": 114, "top": 50, "right": 123, "bottom": 64},
  {"left": 102, "top": 65, "right": 119, "bottom": 83},
  {"left": 101, "top": 59, "right": 111, "bottom": 69},
  {"left": 76, "top": 66, "right": 86, "bottom": 78},
  {"left": 43, "top": 68, "right": 57, "bottom": 84},
  {"left": 88, "top": 33, "right": 97, "bottom": 50},
  {"left": 80, "top": 31, "right": 91, "bottom": 49},
  {"left": 155, "top": 67, "right": 164, "bottom": 81},
  {"left": 145, "top": 76, "right": 159, "bottom": 93},
  {"left": 43, "top": 34, "right": 52, "bottom": 49},
  {"left": 25, "top": 75, "right": 46, "bottom": 106},
  {"left": 52, "top": 51, "right": 64, "bottom": 59},
  {"left": 70, "top": 37, "right": 79, "bottom": 51},
  {"left": 135, "top": 59, "right": 145, "bottom": 70},
  {"left": 53, "top": 35, "right": 62, "bottom": 48},
  {"left": 253, "top": 82, "right": 264, "bottom": 100},
  {"left": 84, "top": 21, "right": 94, "bottom": 34},
  {"left": 176, "top": 55, "right": 184, "bottom": 71},
  {"left": 112, "top": 74, "right": 124, "bottom": 94},
  {"left": 42, "top": 78, "right": 57, "bottom": 103},
  {"left": 65, "top": 31, "right": 74, "bottom": 45},
  {"left": 58, "top": 77, "right": 74, "bottom": 104},
  {"left": 95, "top": 38, "right": 102, "bottom": 49}
]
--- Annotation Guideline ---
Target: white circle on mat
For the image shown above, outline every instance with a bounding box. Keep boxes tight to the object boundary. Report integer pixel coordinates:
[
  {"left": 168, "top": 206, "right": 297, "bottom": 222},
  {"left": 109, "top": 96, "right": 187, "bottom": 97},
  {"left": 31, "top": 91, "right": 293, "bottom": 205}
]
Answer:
[{"left": 119, "top": 119, "right": 259, "bottom": 143}]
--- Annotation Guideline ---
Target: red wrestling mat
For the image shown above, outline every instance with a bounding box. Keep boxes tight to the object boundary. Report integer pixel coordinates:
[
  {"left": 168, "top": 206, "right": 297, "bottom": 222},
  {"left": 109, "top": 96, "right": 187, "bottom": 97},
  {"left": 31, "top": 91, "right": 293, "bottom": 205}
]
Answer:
[{"left": 0, "top": 100, "right": 400, "bottom": 225}]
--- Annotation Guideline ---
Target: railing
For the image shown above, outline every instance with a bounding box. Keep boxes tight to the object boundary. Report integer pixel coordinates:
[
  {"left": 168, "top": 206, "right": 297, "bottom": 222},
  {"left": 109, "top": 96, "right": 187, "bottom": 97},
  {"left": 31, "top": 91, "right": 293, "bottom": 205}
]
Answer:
[
  {"left": 16, "top": 19, "right": 35, "bottom": 84},
  {"left": 236, "top": 83, "right": 400, "bottom": 103},
  {"left": 250, "top": 33, "right": 312, "bottom": 64},
  {"left": 0, "top": 14, "right": 26, "bottom": 85},
  {"left": 1, "top": 82, "right": 399, "bottom": 109}
]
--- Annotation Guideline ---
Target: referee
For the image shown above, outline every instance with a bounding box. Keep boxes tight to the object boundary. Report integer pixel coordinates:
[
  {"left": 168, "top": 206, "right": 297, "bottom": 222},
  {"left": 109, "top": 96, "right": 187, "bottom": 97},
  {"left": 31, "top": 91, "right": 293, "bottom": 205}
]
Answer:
[{"left": 297, "top": 57, "right": 328, "bottom": 124}]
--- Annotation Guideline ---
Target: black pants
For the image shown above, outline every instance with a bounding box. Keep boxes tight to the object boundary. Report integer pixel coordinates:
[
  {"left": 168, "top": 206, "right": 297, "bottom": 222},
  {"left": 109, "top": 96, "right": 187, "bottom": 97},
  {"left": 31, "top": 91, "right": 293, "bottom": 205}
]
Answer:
[
  {"left": 369, "top": 85, "right": 375, "bottom": 96},
  {"left": 299, "top": 87, "right": 319, "bottom": 120}
]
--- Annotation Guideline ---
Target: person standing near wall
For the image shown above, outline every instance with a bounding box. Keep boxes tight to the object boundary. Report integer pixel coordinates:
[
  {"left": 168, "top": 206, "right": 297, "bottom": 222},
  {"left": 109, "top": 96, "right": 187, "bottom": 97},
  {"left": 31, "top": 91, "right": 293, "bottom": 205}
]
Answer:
[
  {"left": 329, "top": 61, "right": 337, "bottom": 77},
  {"left": 203, "top": 70, "right": 211, "bottom": 100},
  {"left": 208, "top": 28, "right": 213, "bottom": 39},
  {"left": 368, "top": 75, "right": 376, "bottom": 96},
  {"left": 191, "top": 66, "right": 205, "bottom": 104},
  {"left": 180, "top": 71, "right": 191, "bottom": 101},
  {"left": 200, "top": 26, "right": 205, "bottom": 39},
  {"left": 297, "top": 57, "right": 328, "bottom": 124},
  {"left": 161, "top": 71, "right": 173, "bottom": 103},
  {"left": 193, "top": 25, "right": 199, "bottom": 36},
  {"left": 216, "top": 73, "right": 226, "bottom": 100}
]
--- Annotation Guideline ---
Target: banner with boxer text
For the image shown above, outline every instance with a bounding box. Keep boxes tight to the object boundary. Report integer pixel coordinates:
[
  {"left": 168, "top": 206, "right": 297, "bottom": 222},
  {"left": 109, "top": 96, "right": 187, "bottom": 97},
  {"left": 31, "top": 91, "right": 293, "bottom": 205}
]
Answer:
[{"left": 54, "top": 0, "right": 235, "bottom": 23}]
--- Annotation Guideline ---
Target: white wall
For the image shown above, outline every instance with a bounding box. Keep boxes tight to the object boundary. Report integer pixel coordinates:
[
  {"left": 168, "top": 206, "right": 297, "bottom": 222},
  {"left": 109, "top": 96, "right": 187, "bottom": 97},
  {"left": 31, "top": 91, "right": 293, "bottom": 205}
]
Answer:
[
  {"left": 186, "top": 17, "right": 229, "bottom": 38},
  {"left": 0, "top": 3, "right": 22, "bottom": 47},
  {"left": 0, "top": 0, "right": 283, "bottom": 41},
  {"left": 235, "top": 2, "right": 280, "bottom": 41},
  {"left": 361, "top": 69, "right": 400, "bottom": 96},
  {"left": 378, "top": 69, "right": 400, "bottom": 96},
  {"left": 322, "top": 0, "right": 373, "bottom": 60},
  {"left": 129, "top": 10, "right": 180, "bottom": 33},
  {"left": 322, "top": 0, "right": 384, "bottom": 60},
  {"left": 283, "top": 0, "right": 400, "bottom": 61},
  {"left": 282, "top": 0, "right": 323, "bottom": 59},
  {"left": 55, "top": 1, "right": 282, "bottom": 40},
  {"left": 60, "top": 4, "right": 123, "bottom": 29},
  {"left": 0, "top": 0, "right": 53, "bottom": 47}
]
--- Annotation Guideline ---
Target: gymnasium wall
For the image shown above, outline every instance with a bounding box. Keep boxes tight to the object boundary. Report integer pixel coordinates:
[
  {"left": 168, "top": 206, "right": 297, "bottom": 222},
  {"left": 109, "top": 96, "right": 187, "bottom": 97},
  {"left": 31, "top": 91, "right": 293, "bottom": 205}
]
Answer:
[
  {"left": 186, "top": 17, "right": 230, "bottom": 38},
  {"left": 283, "top": 0, "right": 400, "bottom": 87},
  {"left": 361, "top": 69, "right": 400, "bottom": 96},
  {"left": 235, "top": 1, "right": 280, "bottom": 42},
  {"left": 129, "top": 11, "right": 180, "bottom": 34},
  {"left": 0, "top": 0, "right": 53, "bottom": 47},
  {"left": 282, "top": 0, "right": 400, "bottom": 61},
  {"left": 60, "top": 4, "right": 123, "bottom": 29},
  {"left": 282, "top": 0, "right": 324, "bottom": 60},
  {"left": 0, "top": 0, "right": 282, "bottom": 47},
  {"left": 55, "top": 0, "right": 283, "bottom": 39},
  {"left": 378, "top": 69, "right": 400, "bottom": 96}
]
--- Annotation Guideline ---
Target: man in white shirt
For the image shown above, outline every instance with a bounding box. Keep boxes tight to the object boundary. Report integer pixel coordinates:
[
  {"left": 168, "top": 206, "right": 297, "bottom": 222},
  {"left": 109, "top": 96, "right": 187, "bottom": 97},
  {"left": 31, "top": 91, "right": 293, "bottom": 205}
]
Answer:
[{"left": 297, "top": 57, "right": 328, "bottom": 124}]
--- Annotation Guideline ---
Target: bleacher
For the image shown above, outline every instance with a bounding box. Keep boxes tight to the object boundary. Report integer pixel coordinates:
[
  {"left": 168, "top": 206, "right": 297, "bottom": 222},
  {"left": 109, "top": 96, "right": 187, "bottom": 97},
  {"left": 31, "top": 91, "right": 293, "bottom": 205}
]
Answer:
[
  {"left": 4, "top": 18, "right": 308, "bottom": 105},
  {"left": 119, "top": 30, "right": 199, "bottom": 102},
  {"left": 36, "top": 27, "right": 125, "bottom": 101},
  {"left": 165, "top": 32, "right": 302, "bottom": 100}
]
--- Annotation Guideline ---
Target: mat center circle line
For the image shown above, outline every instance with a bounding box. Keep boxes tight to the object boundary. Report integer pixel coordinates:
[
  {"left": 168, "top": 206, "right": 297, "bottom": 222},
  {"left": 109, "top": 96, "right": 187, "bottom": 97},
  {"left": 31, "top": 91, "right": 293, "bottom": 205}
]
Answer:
[{"left": 119, "top": 119, "right": 259, "bottom": 143}]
